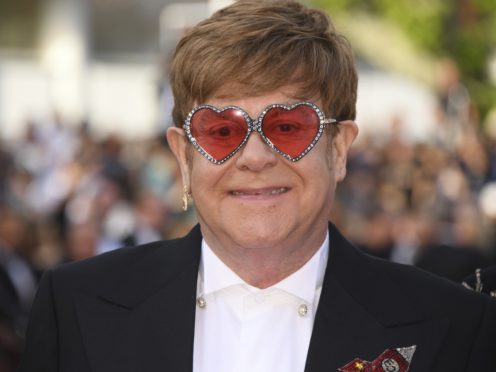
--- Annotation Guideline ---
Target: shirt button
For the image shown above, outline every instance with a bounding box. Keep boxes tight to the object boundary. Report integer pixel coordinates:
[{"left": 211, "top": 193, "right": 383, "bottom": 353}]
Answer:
[
  {"left": 197, "top": 296, "right": 207, "bottom": 309},
  {"left": 298, "top": 304, "right": 308, "bottom": 317}
]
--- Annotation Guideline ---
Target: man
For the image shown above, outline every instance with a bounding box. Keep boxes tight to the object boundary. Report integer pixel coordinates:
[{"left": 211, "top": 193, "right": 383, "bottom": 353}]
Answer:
[{"left": 20, "top": 1, "right": 496, "bottom": 371}]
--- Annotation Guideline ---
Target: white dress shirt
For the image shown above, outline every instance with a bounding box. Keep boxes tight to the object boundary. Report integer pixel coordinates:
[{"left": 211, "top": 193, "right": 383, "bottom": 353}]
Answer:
[{"left": 193, "top": 232, "right": 329, "bottom": 372}]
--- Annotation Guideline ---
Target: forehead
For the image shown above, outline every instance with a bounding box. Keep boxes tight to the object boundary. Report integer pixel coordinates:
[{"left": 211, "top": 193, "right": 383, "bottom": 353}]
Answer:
[{"left": 205, "top": 83, "right": 321, "bottom": 117}]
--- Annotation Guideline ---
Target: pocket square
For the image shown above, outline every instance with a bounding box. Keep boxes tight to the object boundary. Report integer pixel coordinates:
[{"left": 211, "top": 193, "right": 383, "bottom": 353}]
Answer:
[{"left": 338, "top": 345, "right": 416, "bottom": 372}]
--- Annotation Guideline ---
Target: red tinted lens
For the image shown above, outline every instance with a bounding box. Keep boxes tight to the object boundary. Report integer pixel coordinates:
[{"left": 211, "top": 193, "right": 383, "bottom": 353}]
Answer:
[
  {"left": 262, "top": 105, "right": 320, "bottom": 158},
  {"left": 190, "top": 107, "right": 248, "bottom": 161}
]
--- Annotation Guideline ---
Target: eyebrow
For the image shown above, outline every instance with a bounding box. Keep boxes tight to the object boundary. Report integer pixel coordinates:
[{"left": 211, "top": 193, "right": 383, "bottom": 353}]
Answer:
[
  {"left": 208, "top": 91, "right": 316, "bottom": 105},
  {"left": 207, "top": 100, "right": 302, "bottom": 108}
]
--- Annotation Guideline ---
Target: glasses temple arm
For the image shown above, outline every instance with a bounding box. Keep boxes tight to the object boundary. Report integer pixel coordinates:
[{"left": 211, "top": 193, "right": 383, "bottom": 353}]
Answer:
[{"left": 323, "top": 118, "right": 339, "bottom": 125}]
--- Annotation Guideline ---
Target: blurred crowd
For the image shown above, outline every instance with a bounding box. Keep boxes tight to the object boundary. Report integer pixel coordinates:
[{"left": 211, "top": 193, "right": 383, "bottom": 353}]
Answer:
[
  {"left": 0, "top": 115, "right": 197, "bottom": 370},
  {"left": 1, "top": 62, "right": 496, "bottom": 370},
  {"left": 334, "top": 116, "right": 496, "bottom": 275},
  {"left": 334, "top": 60, "right": 496, "bottom": 283}
]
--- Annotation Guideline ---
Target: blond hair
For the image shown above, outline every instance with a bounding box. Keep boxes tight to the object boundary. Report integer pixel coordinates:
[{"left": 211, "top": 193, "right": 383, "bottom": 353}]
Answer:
[{"left": 170, "top": 0, "right": 357, "bottom": 128}]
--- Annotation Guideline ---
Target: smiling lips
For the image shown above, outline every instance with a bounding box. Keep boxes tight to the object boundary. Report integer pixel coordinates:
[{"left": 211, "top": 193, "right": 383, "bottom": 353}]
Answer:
[{"left": 229, "top": 187, "right": 289, "bottom": 197}]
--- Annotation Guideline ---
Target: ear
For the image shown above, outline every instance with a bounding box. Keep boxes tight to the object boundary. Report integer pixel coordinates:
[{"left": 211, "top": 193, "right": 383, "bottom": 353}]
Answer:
[
  {"left": 166, "top": 127, "right": 191, "bottom": 189},
  {"left": 332, "top": 120, "right": 358, "bottom": 181}
]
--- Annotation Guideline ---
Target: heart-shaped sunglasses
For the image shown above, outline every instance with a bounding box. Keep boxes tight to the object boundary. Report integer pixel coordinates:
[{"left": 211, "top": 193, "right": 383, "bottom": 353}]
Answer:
[{"left": 183, "top": 101, "right": 338, "bottom": 164}]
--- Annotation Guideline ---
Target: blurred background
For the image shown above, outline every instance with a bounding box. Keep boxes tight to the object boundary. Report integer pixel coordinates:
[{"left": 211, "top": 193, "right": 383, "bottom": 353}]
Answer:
[{"left": 0, "top": 0, "right": 495, "bottom": 369}]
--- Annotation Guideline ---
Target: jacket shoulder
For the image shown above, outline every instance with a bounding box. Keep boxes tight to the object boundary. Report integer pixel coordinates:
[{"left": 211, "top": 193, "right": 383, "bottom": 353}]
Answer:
[
  {"left": 329, "top": 223, "right": 492, "bottom": 321},
  {"left": 362, "top": 250, "right": 493, "bottom": 318},
  {"left": 50, "top": 225, "right": 202, "bottom": 295}
]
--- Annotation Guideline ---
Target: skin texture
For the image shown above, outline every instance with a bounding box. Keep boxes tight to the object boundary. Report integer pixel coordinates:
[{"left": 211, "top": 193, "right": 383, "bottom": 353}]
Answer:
[{"left": 167, "top": 85, "right": 358, "bottom": 288}]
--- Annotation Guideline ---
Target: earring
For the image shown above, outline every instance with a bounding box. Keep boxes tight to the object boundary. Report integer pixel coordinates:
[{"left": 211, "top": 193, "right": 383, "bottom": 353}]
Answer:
[{"left": 182, "top": 185, "right": 191, "bottom": 211}]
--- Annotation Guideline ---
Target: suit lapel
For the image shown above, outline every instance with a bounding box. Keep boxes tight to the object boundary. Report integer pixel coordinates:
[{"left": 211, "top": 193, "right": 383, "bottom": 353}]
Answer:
[
  {"left": 74, "top": 225, "right": 202, "bottom": 372},
  {"left": 304, "top": 224, "right": 449, "bottom": 372}
]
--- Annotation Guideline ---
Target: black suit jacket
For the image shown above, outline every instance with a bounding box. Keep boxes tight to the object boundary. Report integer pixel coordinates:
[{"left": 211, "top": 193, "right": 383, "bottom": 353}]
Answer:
[{"left": 19, "top": 224, "right": 496, "bottom": 371}]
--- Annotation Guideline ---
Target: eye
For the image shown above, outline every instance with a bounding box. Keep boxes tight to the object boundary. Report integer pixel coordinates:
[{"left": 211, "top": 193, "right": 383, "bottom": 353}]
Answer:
[
  {"left": 268, "top": 121, "right": 301, "bottom": 134},
  {"left": 210, "top": 125, "right": 232, "bottom": 137},
  {"left": 208, "top": 121, "right": 245, "bottom": 139},
  {"left": 276, "top": 123, "right": 297, "bottom": 132}
]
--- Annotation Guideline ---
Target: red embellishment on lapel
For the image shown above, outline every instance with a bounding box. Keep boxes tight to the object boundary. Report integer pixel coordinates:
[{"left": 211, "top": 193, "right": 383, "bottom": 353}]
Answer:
[
  {"left": 338, "top": 358, "right": 369, "bottom": 371},
  {"left": 338, "top": 345, "right": 416, "bottom": 372}
]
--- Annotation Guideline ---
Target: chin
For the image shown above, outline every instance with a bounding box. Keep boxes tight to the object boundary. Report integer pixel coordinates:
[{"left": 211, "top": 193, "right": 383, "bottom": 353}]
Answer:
[{"left": 228, "top": 220, "right": 292, "bottom": 249}]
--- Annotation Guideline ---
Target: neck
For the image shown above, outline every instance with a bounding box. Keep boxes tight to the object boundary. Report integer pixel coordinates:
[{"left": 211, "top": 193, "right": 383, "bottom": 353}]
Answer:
[{"left": 201, "top": 224, "right": 328, "bottom": 289}]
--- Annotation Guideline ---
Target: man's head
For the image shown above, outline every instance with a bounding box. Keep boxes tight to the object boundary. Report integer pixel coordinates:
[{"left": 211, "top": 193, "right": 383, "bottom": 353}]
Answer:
[
  {"left": 170, "top": 0, "right": 357, "bottom": 127},
  {"left": 167, "top": 0, "right": 359, "bottom": 282}
]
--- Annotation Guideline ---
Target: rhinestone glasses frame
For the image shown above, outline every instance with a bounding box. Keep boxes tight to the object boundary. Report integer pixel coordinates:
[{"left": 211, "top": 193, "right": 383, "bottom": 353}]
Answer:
[{"left": 183, "top": 101, "right": 338, "bottom": 165}]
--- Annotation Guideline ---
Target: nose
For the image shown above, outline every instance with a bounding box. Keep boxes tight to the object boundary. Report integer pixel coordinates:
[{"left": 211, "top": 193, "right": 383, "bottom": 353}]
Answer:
[{"left": 235, "top": 132, "right": 277, "bottom": 171}]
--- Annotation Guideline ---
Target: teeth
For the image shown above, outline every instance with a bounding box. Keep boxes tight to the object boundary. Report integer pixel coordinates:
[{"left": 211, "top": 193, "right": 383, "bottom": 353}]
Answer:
[{"left": 231, "top": 188, "right": 287, "bottom": 196}]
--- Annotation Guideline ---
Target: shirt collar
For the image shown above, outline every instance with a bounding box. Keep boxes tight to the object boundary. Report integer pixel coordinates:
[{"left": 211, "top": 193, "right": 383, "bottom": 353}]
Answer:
[
  {"left": 200, "top": 239, "right": 245, "bottom": 295},
  {"left": 199, "top": 231, "right": 329, "bottom": 304}
]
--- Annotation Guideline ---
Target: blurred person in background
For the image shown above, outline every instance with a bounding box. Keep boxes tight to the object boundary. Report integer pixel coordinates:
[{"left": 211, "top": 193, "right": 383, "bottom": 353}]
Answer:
[
  {"left": 435, "top": 58, "right": 472, "bottom": 151},
  {"left": 0, "top": 206, "right": 38, "bottom": 326},
  {"left": 121, "top": 191, "right": 169, "bottom": 247},
  {"left": 0, "top": 204, "right": 31, "bottom": 372},
  {"left": 62, "top": 221, "right": 99, "bottom": 263},
  {"left": 0, "top": 205, "right": 37, "bottom": 371},
  {"left": 19, "top": 1, "right": 496, "bottom": 371},
  {"left": 0, "top": 265, "right": 24, "bottom": 372}
]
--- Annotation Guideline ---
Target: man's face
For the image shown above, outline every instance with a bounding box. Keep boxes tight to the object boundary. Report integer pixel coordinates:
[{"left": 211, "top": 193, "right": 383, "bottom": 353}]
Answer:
[{"left": 168, "top": 85, "right": 358, "bottom": 256}]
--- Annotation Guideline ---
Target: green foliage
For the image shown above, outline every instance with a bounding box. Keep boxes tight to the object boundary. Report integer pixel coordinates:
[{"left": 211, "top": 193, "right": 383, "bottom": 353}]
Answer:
[
  {"left": 374, "top": 0, "right": 449, "bottom": 53},
  {"left": 311, "top": 0, "right": 496, "bottom": 119}
]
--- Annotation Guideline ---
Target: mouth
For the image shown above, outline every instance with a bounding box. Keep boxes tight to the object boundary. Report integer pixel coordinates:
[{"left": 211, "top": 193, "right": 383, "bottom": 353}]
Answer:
[{"left": 229, "top": 187, "right": 290, "bottom": 197}]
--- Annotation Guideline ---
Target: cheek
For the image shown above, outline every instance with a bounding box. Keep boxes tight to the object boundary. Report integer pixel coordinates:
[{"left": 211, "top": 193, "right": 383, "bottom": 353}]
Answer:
[
  {"left": 298, "top": 158, "right": 334, "bottom": 197},
  {"left": 189, "top": 156, "right": 209, "bottom": 197},
  {"left": 186, "top": 144, "right": 195, "bottom": 166},
  {"left": 324, "top": 139, "right": 336, "bottom": 171},
  {"left": 310, "top": 150, "right": 337, "bottom": 197},
  {"left": 307, "top": 135, "right": 335, "bottom": 172},
  {"left": 325, "top": 151, "right": 334, "bottom": 171},
  {"left": 189, "top": 156, "right": 226, "bottom": 197}
]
